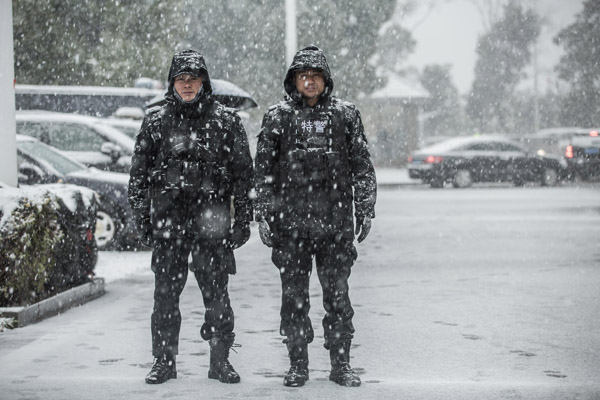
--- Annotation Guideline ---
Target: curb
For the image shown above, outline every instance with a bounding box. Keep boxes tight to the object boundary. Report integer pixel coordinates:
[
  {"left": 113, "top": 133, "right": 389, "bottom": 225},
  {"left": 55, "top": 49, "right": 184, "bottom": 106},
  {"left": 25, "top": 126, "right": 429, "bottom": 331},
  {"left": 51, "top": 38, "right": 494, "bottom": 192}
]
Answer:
[
  {"left": 377, "top": 181, "right": 423, "bottom": 188},
  {"left": 0, "top": 277, "right": 105, "bottom": 327}
]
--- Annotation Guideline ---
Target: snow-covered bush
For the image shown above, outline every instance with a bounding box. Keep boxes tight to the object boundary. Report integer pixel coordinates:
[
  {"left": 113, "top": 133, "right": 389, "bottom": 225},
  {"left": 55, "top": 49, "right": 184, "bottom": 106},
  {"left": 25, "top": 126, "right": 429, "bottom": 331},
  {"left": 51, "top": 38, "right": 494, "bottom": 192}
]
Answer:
[
  {"left": 0, "top": 185, "right": 98, "bottom": 307},
  {"left": 0, "top": 317, "right": 16, "bottom": 331}
]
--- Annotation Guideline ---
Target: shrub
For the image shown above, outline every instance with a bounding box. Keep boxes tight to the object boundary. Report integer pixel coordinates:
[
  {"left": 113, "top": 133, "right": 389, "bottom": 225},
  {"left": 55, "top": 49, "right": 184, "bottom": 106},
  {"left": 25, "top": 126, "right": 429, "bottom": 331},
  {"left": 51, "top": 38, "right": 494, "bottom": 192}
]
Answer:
[
  {"left": 0, "top": 185, "right": 98, "bottom": 307},
  {"left": 0, "top": 193, "right": 63, "bottom": 306}
]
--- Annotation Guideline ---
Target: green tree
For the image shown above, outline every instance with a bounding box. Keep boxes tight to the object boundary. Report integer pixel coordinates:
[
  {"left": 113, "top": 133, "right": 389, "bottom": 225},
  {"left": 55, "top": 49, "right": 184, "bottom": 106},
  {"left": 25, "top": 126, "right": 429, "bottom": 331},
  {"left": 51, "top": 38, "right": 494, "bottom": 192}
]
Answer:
[
  {"left": 91, "top": 0, "right": 185, "bottom": 86},
  {"left": 466, "top": 1, "right": 540, "bottom": 133},
  {"left": 296, "top": 0, "right": 397, "bottom": 100},
  {"left": 182, "top": 0, "right": 398, "bottom": 106},
  {"left": 181, "top": 0, "right": 287, "bottom": 109},
  {"left": 420, "top": 64, "right": 463, "bottom": 137},
  {"left": 554, "top": 0, "right": 600, "bottom": 127},
  {"left": 14, "top": 0, "right": 401, "bottom": 109},
  {"left": 13, "top": 0, "right": 99, "bottom": 85},
  {"left": 13, "top": 0, "right": 185, "bottom": 86}
]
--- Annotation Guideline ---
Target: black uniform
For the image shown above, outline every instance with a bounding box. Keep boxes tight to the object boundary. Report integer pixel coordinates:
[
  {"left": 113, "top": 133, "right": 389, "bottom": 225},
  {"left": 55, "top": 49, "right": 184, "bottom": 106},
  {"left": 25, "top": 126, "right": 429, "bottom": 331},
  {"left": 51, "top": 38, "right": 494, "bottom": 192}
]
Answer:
[
  {"left": 255, "top": 46, "right": 376, "bottom": 361},
  {"left": 128, "top": 50, "right": 253, "bottom": 365}
]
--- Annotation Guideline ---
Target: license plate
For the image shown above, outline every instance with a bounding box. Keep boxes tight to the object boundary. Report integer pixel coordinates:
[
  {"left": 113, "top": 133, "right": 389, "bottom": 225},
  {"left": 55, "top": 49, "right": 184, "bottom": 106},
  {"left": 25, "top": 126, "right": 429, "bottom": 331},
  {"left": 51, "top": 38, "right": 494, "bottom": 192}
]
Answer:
[{"left": 584, "top": 147, "right": 599, "bottom": 154}]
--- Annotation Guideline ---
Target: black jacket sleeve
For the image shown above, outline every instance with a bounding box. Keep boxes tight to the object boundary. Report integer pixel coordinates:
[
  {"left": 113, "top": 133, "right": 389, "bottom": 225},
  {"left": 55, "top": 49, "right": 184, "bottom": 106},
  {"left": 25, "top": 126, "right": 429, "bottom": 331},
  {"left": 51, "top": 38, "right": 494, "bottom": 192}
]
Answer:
[
  {"left": 227, "top": 111, "right": 254, "bottom": 225},
  {"left": 254, "top": 107, "right": 280, "bottom": 222},
  {"left": 345, "top": 105, "right": 377, "bottom": 219},
  {"left": 128, "top": 111, "right": 159, "bottom": 228}
]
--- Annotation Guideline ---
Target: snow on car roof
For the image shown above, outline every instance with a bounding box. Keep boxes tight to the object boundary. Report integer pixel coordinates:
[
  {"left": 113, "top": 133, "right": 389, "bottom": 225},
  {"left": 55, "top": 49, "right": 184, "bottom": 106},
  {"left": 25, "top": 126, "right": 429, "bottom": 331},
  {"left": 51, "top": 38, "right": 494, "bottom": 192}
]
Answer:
[
  {"left": 16, "top": 84, "right": 162, "bottom": 97},
  {"left": 415, "top": 135, "right": 515, "bottom": 154},
  {"left": 16, "top": 110, "right": 136, "bottom": 152}
]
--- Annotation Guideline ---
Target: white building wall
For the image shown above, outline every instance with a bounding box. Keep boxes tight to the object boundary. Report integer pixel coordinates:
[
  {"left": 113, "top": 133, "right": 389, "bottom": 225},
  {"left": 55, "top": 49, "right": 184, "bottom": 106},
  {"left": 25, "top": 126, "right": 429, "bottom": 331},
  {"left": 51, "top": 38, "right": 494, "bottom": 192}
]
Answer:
[{"left": 0, "top": 0, "right": 18, "bottom": 187}]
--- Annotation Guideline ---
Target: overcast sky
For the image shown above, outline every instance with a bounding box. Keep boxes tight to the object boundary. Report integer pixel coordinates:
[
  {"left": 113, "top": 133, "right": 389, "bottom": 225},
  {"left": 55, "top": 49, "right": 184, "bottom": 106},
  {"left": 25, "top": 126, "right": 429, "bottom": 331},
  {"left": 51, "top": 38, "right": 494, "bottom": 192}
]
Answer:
[{"left": 403, "top": 0, "right": 585, "bottom": 94}]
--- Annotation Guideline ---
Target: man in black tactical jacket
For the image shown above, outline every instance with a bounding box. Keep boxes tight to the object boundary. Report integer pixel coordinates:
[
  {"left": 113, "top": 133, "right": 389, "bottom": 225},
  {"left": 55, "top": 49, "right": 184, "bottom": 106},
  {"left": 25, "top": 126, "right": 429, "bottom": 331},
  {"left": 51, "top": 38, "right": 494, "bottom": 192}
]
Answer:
[
  {"left": 254, "top": 45, "right": 377, "bottom": 388},
  {"left": 128, "top": 49, "right": 253, "bottom": 385}
]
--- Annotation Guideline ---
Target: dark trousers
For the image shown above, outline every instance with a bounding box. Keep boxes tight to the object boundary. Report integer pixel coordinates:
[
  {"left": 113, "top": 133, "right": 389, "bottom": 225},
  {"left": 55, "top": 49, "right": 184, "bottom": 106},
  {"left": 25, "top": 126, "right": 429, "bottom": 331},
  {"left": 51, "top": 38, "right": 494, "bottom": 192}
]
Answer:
[
  {"left": 272, "top": 237, "right": 358, "bottom": 349},
  {"left": 151, "top": 238, "right": 234, "bottom": 358}
]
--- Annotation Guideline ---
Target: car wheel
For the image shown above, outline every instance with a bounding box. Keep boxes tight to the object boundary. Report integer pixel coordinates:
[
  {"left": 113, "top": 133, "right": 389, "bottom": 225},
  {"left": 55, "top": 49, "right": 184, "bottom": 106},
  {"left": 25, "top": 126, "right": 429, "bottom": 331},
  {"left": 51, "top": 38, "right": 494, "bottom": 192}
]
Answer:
[
  {"left": 513, "top": 178, "right": 525, "bottom": 187},
  {"left": 95, "top": 206, "right": 120, "bottom": 250},
  {"left": 541, "top": 167, "right": 558, "bottom": 186},
  {"left": 452, "top": 169, "right": 473, "bottom": 188},
  {"left": 570, "top": 172, "right": 584, "bottom": 183},
  {"left": 429, "top": 177, "right": 444, "bottom": 188}
]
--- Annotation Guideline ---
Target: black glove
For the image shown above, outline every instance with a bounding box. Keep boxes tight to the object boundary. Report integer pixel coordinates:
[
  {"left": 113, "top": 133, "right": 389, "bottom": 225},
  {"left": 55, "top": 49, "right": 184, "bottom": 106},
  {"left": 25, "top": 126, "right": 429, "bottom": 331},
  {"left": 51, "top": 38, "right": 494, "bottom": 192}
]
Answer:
[
  {"left": 258, "top": 220, "right": 273, "bottom": 248},
  {"left": 136, "top": 216, "right": 153, "bottom": 248},
  {"left": 355, "top": 217, "right": 371, "bottom": 243},
  {"left": 230, "top": 221, "right": 250, "bottom": 249}
]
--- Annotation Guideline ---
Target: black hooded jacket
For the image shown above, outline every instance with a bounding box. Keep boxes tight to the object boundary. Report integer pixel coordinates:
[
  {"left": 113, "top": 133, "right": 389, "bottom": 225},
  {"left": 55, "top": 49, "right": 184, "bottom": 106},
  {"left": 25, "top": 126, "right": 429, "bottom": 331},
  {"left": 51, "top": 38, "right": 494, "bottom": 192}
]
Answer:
[
  {"left": 255, "top": 45, "right": 376, "bottom": 241},
  {"left": 165, "top": 49, "right": 213, "bottom": 106},
  {"left": 283, "top": 45, "right": 334, "bottom": 103},
  {"left": 128, "top": 49, "right": 253, "bottom": 245}
]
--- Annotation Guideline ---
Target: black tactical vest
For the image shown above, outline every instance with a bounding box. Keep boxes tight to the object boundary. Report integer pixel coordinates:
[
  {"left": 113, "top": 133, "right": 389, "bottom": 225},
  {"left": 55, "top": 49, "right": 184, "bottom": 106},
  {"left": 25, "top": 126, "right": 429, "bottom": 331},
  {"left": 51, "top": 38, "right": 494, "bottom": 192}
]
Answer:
[
  {"left": 149, "top": 103, "right": 232, "bottom": 199},
  {"left": 277, "top": 101, "right": 352, "bottom": 193},
  {"left": 271, "top": 100, "right": 355, "bottom": 240}
]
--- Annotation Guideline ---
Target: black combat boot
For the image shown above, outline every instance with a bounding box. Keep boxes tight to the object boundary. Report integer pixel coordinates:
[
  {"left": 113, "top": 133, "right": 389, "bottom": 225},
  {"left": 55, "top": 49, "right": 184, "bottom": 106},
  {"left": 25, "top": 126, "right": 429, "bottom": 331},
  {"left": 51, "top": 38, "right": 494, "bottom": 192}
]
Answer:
[
  {"left": 283, "top": 341, "right": 309, "bottom": 387},
  {"left": 145, "top": 355, "right": 177, "bottom": 384},
  {"left": 329, "top": 341, "right": 361, "bottom": 387},
  {"left": 208, "top": 336, "right": 240, "bottom": 383}
]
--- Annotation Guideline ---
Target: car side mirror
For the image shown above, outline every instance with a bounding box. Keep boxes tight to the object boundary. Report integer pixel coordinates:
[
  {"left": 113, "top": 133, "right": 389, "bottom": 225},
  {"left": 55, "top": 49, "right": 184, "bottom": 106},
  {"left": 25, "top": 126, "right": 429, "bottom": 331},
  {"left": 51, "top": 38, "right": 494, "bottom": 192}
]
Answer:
[
  {"left": 18, "top": 163, "right": 46, "bottom": 185},
  {"left": 101, "top": 142, "right": 122, "bottom": 162}
]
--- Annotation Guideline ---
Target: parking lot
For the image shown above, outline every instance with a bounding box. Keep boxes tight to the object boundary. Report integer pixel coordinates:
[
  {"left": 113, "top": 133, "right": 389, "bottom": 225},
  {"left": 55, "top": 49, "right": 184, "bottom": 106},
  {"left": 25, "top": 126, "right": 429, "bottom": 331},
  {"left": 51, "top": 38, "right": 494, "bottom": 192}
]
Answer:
[{"left": 0, "top": 183, "right": 598, "bottom": 400}]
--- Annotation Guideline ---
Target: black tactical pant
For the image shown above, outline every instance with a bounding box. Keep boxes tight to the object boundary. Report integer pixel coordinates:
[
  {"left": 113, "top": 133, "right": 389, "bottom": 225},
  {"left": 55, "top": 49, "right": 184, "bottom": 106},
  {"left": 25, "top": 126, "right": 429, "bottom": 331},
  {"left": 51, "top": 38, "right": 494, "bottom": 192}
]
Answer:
[
  {"left": 272, "top": 237, "right": 358, "bottom": 349},
  {"left": 151, "top": 238, "right": 234, "bottom": 358}
]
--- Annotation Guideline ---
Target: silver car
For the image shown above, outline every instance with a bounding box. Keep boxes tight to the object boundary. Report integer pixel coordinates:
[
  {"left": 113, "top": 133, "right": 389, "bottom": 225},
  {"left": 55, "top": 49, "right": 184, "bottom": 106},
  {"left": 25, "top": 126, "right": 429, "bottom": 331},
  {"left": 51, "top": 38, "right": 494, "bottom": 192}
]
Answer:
[{"left": 16, "top": 110, "right": 136, "bottom": 173}]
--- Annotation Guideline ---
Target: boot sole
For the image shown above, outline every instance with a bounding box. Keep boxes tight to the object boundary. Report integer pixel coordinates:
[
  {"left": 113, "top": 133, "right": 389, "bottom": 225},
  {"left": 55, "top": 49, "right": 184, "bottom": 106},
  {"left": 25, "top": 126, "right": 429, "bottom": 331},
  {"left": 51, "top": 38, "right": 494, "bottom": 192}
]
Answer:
[
  {"left": 208, "top": 371, "right": 240, "bottom": 384},
  {"left": 283, "top": 380, "right": 307, "bottom": 387},
  {"left": 329, "top": 376, "right": 360, "bottom": 387},
  {"left": 284, "top": 373, "right": 309, "bottom": 387},
  {"left": 145, "top": 371, "right": 177, "bottom": 384}
]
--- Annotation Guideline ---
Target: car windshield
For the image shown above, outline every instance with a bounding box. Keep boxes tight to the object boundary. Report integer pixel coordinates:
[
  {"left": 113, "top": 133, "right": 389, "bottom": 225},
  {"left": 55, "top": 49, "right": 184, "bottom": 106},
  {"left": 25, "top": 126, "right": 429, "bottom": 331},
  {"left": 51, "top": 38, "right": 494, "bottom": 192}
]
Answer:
[
  {"left": 110, "top": 124, "right": 139, "bottom": 139},
  {"left": 18, "top": 140, "right": 85, "bottom": 175}
]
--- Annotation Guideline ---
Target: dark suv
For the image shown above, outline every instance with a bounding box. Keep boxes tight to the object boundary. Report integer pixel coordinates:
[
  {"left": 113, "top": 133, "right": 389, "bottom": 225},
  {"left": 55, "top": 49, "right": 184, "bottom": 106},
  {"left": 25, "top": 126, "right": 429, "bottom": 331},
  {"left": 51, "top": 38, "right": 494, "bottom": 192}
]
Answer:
[
  {"left": 565, "top": 130, "right": 600, "bottom": 181},
  {"left": 522, "top": 128, "right": 600, "bottom": 181}
]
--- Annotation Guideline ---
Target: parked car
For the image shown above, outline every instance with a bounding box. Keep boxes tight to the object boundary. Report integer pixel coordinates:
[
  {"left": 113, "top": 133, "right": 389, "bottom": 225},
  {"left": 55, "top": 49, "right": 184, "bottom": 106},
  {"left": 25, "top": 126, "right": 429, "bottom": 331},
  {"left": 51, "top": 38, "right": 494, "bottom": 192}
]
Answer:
[
  {"left": 407, "top": 135, "right": 568, "bottom": 188},
  {"left": 521, "top": 127, "right": 591, "bottom": 156},
  {"left": 520, "top": 128, "right": 600, "bottom": 181},
  {"left": 564, "top": 130, "right": 600, "bottom": 181},
  {"left": 103, "top": 117, "right": 142, "bottom": 139},
  {"left": 16, "top": 110, "right": 136, "bottom": 173},
  {"left": 15, "top": 135, "right": 138, "bottom": 250}
]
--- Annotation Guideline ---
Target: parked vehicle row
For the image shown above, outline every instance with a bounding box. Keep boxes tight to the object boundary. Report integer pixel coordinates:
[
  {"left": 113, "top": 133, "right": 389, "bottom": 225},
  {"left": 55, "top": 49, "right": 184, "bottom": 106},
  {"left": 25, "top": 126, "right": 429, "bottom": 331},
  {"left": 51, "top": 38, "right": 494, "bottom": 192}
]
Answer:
[
  {"left": 16, "top": 110, "right": 136, "bottom": 173},
  {"left": 11, "top": 80, "right": 258, "bottom": 252},
  {"left": 16, "top": 135, "right": 138, "bottom": 250}
]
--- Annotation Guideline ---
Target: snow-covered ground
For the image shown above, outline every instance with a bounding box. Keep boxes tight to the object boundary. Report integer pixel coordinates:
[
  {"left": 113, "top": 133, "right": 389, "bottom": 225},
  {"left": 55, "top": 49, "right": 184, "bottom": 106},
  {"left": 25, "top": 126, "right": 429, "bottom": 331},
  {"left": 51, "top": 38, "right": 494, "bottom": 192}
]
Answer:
[{"left": 1, "top": 185, "right": 599, "bottom": 400}]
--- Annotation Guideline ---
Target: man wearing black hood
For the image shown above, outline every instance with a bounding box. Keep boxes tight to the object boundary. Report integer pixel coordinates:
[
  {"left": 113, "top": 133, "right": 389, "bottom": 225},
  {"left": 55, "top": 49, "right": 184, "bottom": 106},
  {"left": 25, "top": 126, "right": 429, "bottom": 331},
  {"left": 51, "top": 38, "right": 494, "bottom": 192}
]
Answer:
[
  {"left": 129, "top": 49, "right": 253, "bottom": 385},
  {"left": 255, "top": 45, "right": 377, "bottom": 387}
]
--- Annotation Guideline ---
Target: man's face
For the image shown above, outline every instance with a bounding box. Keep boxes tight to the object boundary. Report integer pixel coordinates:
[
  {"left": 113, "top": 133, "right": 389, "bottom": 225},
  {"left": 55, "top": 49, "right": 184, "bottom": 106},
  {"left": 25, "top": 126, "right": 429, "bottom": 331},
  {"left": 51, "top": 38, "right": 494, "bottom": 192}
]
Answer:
[
  {"left": 174, "top": 73, "right": 203, "bottom": 102},
  {"left": 295, "top": 69, "right": 325, "bottom": 104}
]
